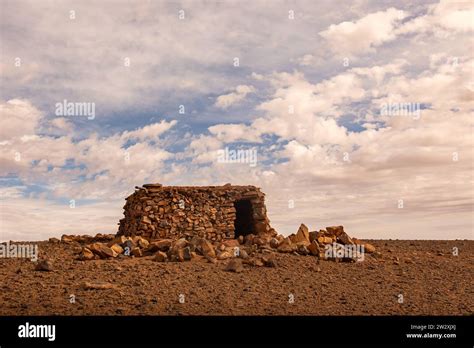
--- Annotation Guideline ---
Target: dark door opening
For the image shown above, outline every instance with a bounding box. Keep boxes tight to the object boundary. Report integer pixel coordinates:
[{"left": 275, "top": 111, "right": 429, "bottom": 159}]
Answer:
[{"left": 234, "top": 199, "right": 255, "bottom": 238}]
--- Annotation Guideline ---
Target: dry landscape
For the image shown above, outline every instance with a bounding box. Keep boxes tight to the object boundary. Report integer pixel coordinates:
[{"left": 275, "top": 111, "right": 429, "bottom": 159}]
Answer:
[{"left": 0, "top": 237, "right": 472, "bottom": 316}]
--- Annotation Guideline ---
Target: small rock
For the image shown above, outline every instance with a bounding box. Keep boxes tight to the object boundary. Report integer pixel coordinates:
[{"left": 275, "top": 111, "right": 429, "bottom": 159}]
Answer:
[
  {"left": 337, "top": 231, "right": 354, "bottom": 245},
  {"left": 308, "top": 231, "right": 318, "bottom": 243},
  {"left": 35, "top": 259, "right": 53, "bottom": 272},
  {"left": 225, "top": 259, "right": 244, "bottom": 273},
  {"left": 131, "top": 247, "right": 142, "bottom": 257},
  {"left": 110, "top": 244, "right": 124, "bottom": 255},
  {"left": 82, "top": 281, "right": 116, "bottom": 290},
  {"left": 297, "top": 244, "right": 309, "bottom": 256},
  {"left": 307, "top": 241, "right": 320, "bottom": 256},
  {"left": 238, "top": 235, "right": 244, "bottom": 244},
  {"left": 239, "top": 249, "right": 249, "bottom": 259},
  {"left": 217, "top": 250, "right": 233, "bottom": 260},
  {"left": 199, "top": 239, "right": 216, "bottom": 259},
  {"left": 153, "top": 251, "right": 168, "bottom": 262},
  {"left": 48, "top": 237, "right": 60, "bottom": 244},
  {"left": 262, "top": 256, "right": 277, "bottom": 267},
  {"left": 183, "top": 247, "right": 192, "bottom": 261},
  {"left": 147, "top": 239, "right": 173, "bottom": 252},
  {"left": 269, "top": 238, "right": 280, "bottom": 249},
  {"left": 80, "top": 247, "right": 95, "bottom": 260},
  {"left": 326, "top": 226, "right": 344, "bottom": 237},
  {"left": 222, "top": 239, "right": 240, "bottom": 248},
  {"left": 277, "top": 238, "right": 296, "bottom": 253},
  {"left": 363, "top": 243, "right": 376, "bottom": 253}
]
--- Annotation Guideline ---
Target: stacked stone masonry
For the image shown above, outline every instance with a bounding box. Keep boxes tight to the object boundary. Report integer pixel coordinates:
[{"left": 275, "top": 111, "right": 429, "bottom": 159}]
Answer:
[{"left": 117, "top": 184, "right": 274, "bottom": 241}]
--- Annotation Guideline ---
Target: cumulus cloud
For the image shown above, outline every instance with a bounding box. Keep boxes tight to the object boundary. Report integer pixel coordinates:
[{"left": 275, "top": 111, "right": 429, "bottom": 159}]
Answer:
[
  {"left": 0, "top": 99, "right": 177, "bottom": 200},
  {"left": 319, "top": 7, "right": 407, "bottom": 56},
  {"left": 214, "top": 85, "right": 256, "bottom": 109}
]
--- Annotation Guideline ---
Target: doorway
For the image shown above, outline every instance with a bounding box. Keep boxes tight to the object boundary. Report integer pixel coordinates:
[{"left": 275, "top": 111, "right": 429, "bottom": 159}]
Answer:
[{"left": 233, "top": 199, "right": 255, "bottom": 238}]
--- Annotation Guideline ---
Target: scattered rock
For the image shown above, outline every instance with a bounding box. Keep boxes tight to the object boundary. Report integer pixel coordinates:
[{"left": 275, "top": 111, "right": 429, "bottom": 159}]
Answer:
[
  {"left": 225, "top": 259, "right": 244, "bottom": 273},
  {"left": 364, "top": 243, "right": 376, "bottom": 253},
  {"left": 270, "top": 238, "right": 280, "bottom": 249},
  {"left": 153, "top": 251, "right": 168, "bottom": 262},
  {"left": 307, "top": 241, "right": 320, "bottom": 256},
  {"left": 147, "top": 239, "right": 173, "bottom": 252},
  {"left": 199, "top": 238, "right": 216, "bottom": 259},
  {"left": 217, "top": 250, "right": 233, "bottom": 260},
  {"left": 183, "top": 247, "right": 192, "bottom": 261},
  {"left": 277, "top": 238, "right": 296, "bottom": 253},
  {"left": 80, "top": 247, "right": 95, "bottom": 260},
  {"left": 326, "top": 226, "right": 344, "bottom": 237},
  {"left": 222, "top": 239, "right": 240, "bottom": 248},
  {"left": 110, "top": 244, "right": 124, "bottom": 255},
  {"left": 297, "top": 244, "right": 309, "bottom": 256},
  {"left": 35, "top": 259, "right": 53, "bottom": 272},
  {"left": 262, "top": 255, "right": 277, "bottom": 267},
  {"left": 82, "top": 281, "right": 116, "bottom": 290},
  {"left": 337, "top": 231, "right": 354, "bottom": 245},
  {"left": 239, "top": 249, "right": 249, "bottom": 259},
  {"left": 131, "top": 247, "right": 142, "bottom": 257}
]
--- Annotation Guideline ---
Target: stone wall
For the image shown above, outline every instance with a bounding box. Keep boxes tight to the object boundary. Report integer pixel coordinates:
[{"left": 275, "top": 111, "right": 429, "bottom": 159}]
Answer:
[{"left": 117, "top": 184, "right": 274, "bottom": 241}]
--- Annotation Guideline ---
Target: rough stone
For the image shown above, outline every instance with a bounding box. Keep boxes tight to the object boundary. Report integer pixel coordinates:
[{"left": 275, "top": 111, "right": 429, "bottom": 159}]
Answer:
[
  {"left": 295, "top": 223, "right": 310, "bottom": 243},
  {"left": 153, "top": 251, "right": 168, "bottom": 262},
  {"left": 225, "top": 258, "right": 244, "bottom": 273},
  {"left": 35, "top": 259, "right": 53, "bottom": 272}
]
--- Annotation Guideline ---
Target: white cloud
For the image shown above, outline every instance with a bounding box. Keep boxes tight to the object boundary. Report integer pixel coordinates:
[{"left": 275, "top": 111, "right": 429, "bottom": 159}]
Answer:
[
  {"left": 319, "top": 7, "right": 407, "bottom": 56},
  {"left": 214, "top": 85, "right": 256, "bottom": 109},
  {"left": 0, "top": 99, "right": 177, "bottom": 200}
]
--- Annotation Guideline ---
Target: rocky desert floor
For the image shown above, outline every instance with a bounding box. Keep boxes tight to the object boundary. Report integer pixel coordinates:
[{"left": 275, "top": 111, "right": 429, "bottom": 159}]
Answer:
[{"left": 0, "top": 239, "right": 472, "bottom": 316}]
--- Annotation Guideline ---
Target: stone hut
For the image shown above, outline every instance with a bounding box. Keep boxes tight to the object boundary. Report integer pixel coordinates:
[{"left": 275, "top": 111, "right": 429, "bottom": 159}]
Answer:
[{"left": 117, "top": 184, "right": 275, "bottom": 241}]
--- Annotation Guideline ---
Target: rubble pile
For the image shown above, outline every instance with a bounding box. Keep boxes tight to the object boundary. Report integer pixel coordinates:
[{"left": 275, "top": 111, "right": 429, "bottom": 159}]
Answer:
[{"left": 68, "top": 223, "right": 376, "bottom": 267}]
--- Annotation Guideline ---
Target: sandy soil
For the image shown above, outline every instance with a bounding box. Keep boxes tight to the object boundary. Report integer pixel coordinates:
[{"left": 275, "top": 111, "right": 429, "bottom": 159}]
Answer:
[{"left": 0, "top": 239, "right": 472, "bottom": 316}]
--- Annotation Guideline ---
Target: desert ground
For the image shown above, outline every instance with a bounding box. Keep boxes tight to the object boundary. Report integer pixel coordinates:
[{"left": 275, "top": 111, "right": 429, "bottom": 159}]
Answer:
[{"left": 0, "top": 239, "right": 472, "bottom": 316}]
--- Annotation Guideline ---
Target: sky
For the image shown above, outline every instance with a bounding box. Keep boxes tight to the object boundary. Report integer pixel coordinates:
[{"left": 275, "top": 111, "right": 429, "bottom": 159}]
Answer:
[{"left": 0, "top": 0, "right": 473, "bottom": 241}]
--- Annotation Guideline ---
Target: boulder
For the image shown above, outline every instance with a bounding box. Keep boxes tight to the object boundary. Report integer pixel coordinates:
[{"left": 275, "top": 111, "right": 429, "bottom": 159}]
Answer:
[
  {"left": 307, "top": 241, "right": 320, "bottom": 256},
  {"left": 110, "top": 244, "right": 124, "bottom": 255},
  {"left": 147, "top": 239, "right": 173, "bottom": 252},
  {"left": 199, "top": 239, "right": 216, "bottom": 259},
  {"left": 295, "top": 223, "right": 310, "bottom": 243},
  {"left": 317, "top": 236, "right": 333, "bottom": 245},
  {"left": 337, "top": 232, "right": 354, "bottom": 245},
  {"left": 277, "top": 238, "right": 296, "bottom": 253},
  {"left": 326, "top": 226, "right": 344, "bottom": 237},
  {"left": 309, "top": 231, "right": 318, "bottom": 243},
  {"left": 80, "top": 247, "right": 95, "bottom": 260},
  {"left": 89, "top": 243, "right": 117, "bottom": 258}
]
